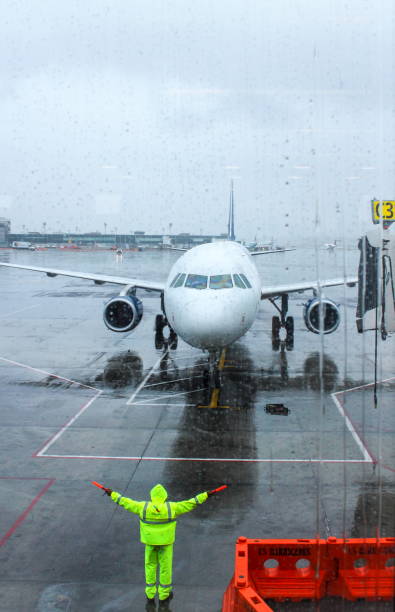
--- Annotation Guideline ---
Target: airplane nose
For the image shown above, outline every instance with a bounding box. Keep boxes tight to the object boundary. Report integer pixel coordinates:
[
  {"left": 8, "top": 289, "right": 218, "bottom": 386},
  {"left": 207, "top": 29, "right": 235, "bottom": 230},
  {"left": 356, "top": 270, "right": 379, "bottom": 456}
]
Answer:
[{"left": 173, "top": 298, "right": 242, "bottom": 349}]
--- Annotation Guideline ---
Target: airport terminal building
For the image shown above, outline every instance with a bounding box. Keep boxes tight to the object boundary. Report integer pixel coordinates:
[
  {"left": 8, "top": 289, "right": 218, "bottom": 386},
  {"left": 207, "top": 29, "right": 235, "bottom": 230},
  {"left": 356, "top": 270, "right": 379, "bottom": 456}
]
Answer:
[
  {"left": 6, "top": 230, "right": 226, "bottom": 249},
  {"left": 0, "top": 217, "right": 10, "bottom": 246}
]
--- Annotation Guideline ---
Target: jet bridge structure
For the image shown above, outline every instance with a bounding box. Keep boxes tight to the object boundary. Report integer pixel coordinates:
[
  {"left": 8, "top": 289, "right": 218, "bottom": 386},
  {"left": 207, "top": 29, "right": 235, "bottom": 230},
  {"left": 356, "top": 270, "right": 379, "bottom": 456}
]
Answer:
[{"left": 357, "top": 226, "right": 395, "bottom": 338}]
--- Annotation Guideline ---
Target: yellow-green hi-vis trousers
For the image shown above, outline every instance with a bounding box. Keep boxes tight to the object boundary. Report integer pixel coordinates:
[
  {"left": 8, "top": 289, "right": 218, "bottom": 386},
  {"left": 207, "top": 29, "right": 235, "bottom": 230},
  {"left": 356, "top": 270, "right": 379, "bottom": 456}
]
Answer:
[{"left": 145, "top": 544, "right": 173, "bottom": 600}]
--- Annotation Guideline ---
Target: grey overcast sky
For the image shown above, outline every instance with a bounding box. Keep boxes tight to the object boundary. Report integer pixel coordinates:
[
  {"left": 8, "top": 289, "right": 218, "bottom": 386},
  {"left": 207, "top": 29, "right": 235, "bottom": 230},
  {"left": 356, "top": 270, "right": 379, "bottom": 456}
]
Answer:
[{"left": 0, "top": 0, "right": 394, "bottom": 243}]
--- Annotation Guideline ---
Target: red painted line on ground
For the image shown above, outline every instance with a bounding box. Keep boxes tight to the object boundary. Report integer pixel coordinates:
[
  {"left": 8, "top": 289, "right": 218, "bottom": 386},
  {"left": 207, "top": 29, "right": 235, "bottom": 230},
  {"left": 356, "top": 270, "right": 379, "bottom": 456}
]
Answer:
[
  {"left": 0, "top": 476, "right": 54, "bottom": 480},
  {"left": 0, "top": 478, "right": 55, "bottom": 547},
  {"left": 381, "top": 463, "right": 395, "bottom": 473}
]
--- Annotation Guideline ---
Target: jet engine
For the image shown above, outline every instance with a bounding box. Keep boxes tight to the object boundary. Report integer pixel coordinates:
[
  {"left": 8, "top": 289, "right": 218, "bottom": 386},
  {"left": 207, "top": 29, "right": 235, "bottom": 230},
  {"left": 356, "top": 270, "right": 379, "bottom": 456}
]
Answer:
[
  {"left": 103, "top": 295, "right": 143, "bottom": 332},
  {"left": 303, "top": 297, "right": 340, "bottom": 334}
]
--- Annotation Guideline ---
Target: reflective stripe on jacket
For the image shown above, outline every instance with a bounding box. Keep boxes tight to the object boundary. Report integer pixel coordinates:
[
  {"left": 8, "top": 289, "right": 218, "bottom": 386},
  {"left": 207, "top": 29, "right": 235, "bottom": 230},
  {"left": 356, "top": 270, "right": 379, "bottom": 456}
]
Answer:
[{"left": 110, "top": 485, "right": 208, "bottom": 545}]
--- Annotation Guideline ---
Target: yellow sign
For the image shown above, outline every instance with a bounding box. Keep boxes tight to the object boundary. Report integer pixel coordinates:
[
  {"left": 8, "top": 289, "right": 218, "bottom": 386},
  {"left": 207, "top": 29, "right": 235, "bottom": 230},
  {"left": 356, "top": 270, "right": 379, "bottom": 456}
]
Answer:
[{"left": 372, "top": 200, "right": 395, "bottom": 224}]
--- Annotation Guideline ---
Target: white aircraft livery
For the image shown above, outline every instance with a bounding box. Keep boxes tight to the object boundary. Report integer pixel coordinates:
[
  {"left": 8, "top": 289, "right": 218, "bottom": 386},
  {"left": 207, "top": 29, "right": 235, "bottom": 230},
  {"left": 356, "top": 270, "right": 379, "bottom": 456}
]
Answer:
[
  {"left": 0, "top": 192, "right": 357, "bottom": 367},
  {"left": 164, "top": 240, "right": 262, "bottom": 349}
]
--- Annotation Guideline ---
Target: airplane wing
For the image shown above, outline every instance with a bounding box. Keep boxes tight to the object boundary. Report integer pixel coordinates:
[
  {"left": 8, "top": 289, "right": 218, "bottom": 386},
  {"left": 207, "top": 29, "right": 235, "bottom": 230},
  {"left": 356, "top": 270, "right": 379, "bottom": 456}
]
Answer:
[
  {"left": 261, "top": 277, "right": 358, "bottom": 299},
  {"left": 0, "top": 262, "right": 165, "bottom": 292},
  {"left": 250, "top": 248, "right": 295, "bottom": 256}
]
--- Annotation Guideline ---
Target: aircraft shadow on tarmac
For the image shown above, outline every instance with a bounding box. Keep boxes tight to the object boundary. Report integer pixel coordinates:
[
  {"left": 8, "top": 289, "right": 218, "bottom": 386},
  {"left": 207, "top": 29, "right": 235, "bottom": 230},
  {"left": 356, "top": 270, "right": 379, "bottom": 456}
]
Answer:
[{"left": 93, "top": 345, "right": 341, "bottom": 395}]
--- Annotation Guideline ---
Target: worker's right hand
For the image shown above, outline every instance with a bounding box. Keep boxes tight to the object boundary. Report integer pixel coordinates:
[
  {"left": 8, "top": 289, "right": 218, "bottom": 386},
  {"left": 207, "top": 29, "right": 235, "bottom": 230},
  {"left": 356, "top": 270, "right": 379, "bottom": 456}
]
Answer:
[{"left": 104, "top": 488, "right": 113, "bottom": 496}]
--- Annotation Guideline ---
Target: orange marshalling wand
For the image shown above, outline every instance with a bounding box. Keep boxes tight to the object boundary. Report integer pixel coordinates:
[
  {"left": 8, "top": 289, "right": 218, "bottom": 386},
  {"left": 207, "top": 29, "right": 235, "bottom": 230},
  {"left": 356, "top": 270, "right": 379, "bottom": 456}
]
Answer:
[
  {"left": 91, "top": 481, "right": 107, "bottom": 491},
  {"left": 209, "top": 485, "right": 228, "bottom": 494}
]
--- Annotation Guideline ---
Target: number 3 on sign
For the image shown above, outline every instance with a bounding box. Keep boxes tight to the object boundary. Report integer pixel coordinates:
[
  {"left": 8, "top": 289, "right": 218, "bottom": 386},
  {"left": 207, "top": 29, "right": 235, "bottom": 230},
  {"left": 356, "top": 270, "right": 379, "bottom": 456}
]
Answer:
[{"left": 372, "top": 200, "right": 395, "bottom": 223}]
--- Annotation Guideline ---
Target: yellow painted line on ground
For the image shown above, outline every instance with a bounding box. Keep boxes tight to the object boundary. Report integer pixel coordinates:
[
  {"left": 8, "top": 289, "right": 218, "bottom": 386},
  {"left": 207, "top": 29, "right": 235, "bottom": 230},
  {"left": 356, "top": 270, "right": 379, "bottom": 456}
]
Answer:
[
  {"left": 197, "top": 348, "right": 238, "bottom": 409},
  {"left": 218, "top": 348, "right": 227, "bottom": 370},
  {"left": 209, "top": 388, "right": 220, "bottom": 408}
]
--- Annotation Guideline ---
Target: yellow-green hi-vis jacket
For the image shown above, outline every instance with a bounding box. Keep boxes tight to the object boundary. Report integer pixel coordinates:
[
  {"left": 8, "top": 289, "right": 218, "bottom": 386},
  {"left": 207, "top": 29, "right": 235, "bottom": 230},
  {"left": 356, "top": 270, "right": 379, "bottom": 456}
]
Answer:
[{"left": 111, "top": 484, "right": 208, "bottom": 545}]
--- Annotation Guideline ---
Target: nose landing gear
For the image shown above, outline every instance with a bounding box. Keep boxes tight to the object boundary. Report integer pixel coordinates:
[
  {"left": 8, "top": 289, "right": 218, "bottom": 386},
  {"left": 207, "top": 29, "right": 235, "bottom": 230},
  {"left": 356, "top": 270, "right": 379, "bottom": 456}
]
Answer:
[
  {"left": 270, "top": 294, "right": 294, "bottom": 351},
  {"left": 155, "top": 314, "right": 178, "bottom": 350},
  {"left": 197, "top": 349, "right": 234, "bottom": 409},
  {"left": 202, "top": 354, "right": 222, "bottom": 389}
]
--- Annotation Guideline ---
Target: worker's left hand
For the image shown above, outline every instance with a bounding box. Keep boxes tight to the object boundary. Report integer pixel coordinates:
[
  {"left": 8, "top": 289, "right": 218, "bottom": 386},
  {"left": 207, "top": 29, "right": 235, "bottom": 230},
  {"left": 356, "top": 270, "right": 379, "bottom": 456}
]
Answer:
[{"left": 104, "top": 488, "right": 113, "bottom": 496}]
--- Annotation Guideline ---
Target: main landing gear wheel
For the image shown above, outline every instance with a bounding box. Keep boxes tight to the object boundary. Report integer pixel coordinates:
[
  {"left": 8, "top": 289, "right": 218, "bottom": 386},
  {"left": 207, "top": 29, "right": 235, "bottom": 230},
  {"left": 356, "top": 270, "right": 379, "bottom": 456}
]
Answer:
[
  {"left": 285, "top": 316, "right": 294, "bottom": 351},
  {"left": 271, "top": 295, "right": 294, "bottom": 351},
  {"left": 155, "top": 314, "right": 165, "bottom": 333},
  {"left": 169, "top": 329, "right": 178, "bottom": 350},
  {"left": 202, "top": 366, "right": 221, "bottom": 389},
  {"left": 272, "top": 316, "right": 281, "bottom": 351},
  {"left": 155, "top": 331, "right": 164, "bottom": 350},
  {"left": 202, "top": 351, "right": 222, "bottom": 390}
]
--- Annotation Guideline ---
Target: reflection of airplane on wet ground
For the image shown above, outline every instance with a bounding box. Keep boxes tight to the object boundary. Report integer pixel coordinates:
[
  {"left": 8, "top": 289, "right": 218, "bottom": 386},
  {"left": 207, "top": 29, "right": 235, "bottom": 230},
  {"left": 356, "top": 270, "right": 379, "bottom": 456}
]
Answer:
[
  {"left": 94, "top": 346, "right": 341, "bottom": 399},
  {"left": 0, "top": 188, "right": 357, "bottom": 382}
]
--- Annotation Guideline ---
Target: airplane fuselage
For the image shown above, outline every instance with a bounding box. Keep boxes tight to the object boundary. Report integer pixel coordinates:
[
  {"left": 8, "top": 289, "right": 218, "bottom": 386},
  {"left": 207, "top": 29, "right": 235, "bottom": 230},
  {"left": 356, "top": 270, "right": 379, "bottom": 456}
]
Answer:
[{"left": 164, "top": 241, "right": 261, "bottom": 350}]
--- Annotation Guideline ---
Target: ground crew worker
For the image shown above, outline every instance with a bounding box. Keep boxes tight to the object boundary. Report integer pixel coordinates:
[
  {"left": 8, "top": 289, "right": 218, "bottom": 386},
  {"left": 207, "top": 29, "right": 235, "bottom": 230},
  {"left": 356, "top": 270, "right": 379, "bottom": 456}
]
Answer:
[{"left": 102, "top": 483, "right": 222, "bottom": 606}]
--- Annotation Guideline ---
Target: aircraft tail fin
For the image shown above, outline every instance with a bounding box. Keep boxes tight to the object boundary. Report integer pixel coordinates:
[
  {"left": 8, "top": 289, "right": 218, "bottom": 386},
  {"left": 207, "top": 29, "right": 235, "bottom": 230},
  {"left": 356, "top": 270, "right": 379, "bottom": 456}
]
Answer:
[{"left": 227, "top": 180, "right": 236, "bottom": 241}]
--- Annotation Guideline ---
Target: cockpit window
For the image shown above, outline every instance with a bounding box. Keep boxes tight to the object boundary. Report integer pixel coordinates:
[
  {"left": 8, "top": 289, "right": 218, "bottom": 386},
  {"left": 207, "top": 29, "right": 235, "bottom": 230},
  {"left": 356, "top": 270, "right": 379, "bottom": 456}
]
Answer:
[
  {"left": 209, "top": 274, "right": 233, "bottom": 289},
  {"left": 185, "top": 274, "right": 207, "bottom": 289},
  {"left": 170, "top": 273, "right": 181, "bottom": 287},
  {"left": 239, "top": 273, "right": 252, "bottom": 288},
  {"left": 233, "top": 274, "right": 246, "bottom": 288},
  {"left": 173, "top": 273, "right": 186, "bottom": 288}
]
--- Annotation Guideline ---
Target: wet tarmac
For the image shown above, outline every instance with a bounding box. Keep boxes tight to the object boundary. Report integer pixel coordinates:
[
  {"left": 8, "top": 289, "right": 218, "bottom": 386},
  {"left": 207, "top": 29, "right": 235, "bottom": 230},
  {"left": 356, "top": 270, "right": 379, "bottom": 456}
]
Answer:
[{"left": 0, "top": 248, "right": 394, "bottom": 611}]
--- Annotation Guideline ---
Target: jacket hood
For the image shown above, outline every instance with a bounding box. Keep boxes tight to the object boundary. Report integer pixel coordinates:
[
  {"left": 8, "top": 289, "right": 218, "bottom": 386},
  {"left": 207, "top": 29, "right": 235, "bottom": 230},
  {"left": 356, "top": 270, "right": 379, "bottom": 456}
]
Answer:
[{"left": 150, "top": 484, "right": 168, "bottom": 503}]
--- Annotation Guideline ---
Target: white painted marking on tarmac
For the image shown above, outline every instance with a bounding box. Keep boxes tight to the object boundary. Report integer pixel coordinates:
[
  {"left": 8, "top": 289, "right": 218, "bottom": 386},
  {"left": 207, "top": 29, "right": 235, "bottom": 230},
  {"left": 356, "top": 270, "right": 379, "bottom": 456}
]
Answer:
[
  {"left": 3, "top": 356, "right": 386, "bottom": 466},
  {"left": 35, "top": 392, "right": 102, "bottom": 457},
  {"left": 132, "top": 403, "right": 197, "bottom": 407},
  {"left": 0, "top": 356, "right": 98, "bottom": 391},
  {"left": 330, "top": 377, "right": 394, "bottom": 465},
  {"left": 335, "top": 376, "right": 394, "bottom": 394},
  {"left": 144, "top": 375, "right": 202, "bottom": 388},
  {"left": 0, "top": 356, "right": 102, "bottom": 458},
  {"left": 131, "top": 387, "right": 206, "bottom": 404},
  {"left": 168, "top": 355, "right": 202, "bottom": 363},
  {"left": 156, "top": 363, "right": 204, "bottom": 375},
  {"left": 331, "top": 393, "right": 373, "bottom": 463},
  {"left": 37, "top": 454, "right": 371, "bottom": 463},
  {"left": 0, "top": 304, "right": 39, "bottom": 319},
  {"left": 126, "top": 350, "right": 169, "bottom": 405}
]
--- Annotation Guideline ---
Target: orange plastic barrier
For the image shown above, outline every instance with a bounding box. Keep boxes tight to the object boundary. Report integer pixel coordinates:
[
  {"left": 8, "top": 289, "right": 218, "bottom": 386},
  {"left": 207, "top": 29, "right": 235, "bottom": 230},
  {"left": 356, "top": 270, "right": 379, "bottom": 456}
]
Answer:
[
  {"left": 222, "top": 537, "right": 395, "bottom": 611},
  {"left": 326, "top": 537, "right": 395, "bottom": 601}
]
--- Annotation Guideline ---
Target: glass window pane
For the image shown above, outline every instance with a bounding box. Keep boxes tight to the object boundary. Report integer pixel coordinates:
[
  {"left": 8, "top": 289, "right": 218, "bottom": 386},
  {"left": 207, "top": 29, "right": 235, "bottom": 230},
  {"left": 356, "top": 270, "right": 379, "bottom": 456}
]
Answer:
[
  {"left": 210, "top": 274, "right": 233, "bottom": 289},
  {"left": 239, "top": 273, "right": 252, "bottom": 288},
  {"left": 170, "top": 273, "right": 180, "bottom": 287},
  {"left": 185, "top": 274, "right": 207, "bottom": 289},
  {"left": 233, "top": 274, "right": 246, "bottom": 288},
  {"left": 173, "top": 273, "right": 186, "bottom": 288}
]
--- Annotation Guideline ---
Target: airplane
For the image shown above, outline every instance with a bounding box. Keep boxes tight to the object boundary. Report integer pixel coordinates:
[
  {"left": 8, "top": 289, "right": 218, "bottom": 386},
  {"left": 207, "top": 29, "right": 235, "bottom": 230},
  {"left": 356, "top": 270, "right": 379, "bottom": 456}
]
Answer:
[
  {"left": 11, "top": 241, "right": 36, "bottom": 250},
  {"left": 324, "top": 240, "right": 337, "bottom": 250},
  {"left": 0, "top": 188, "right": 357, "bottom": 384}
]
